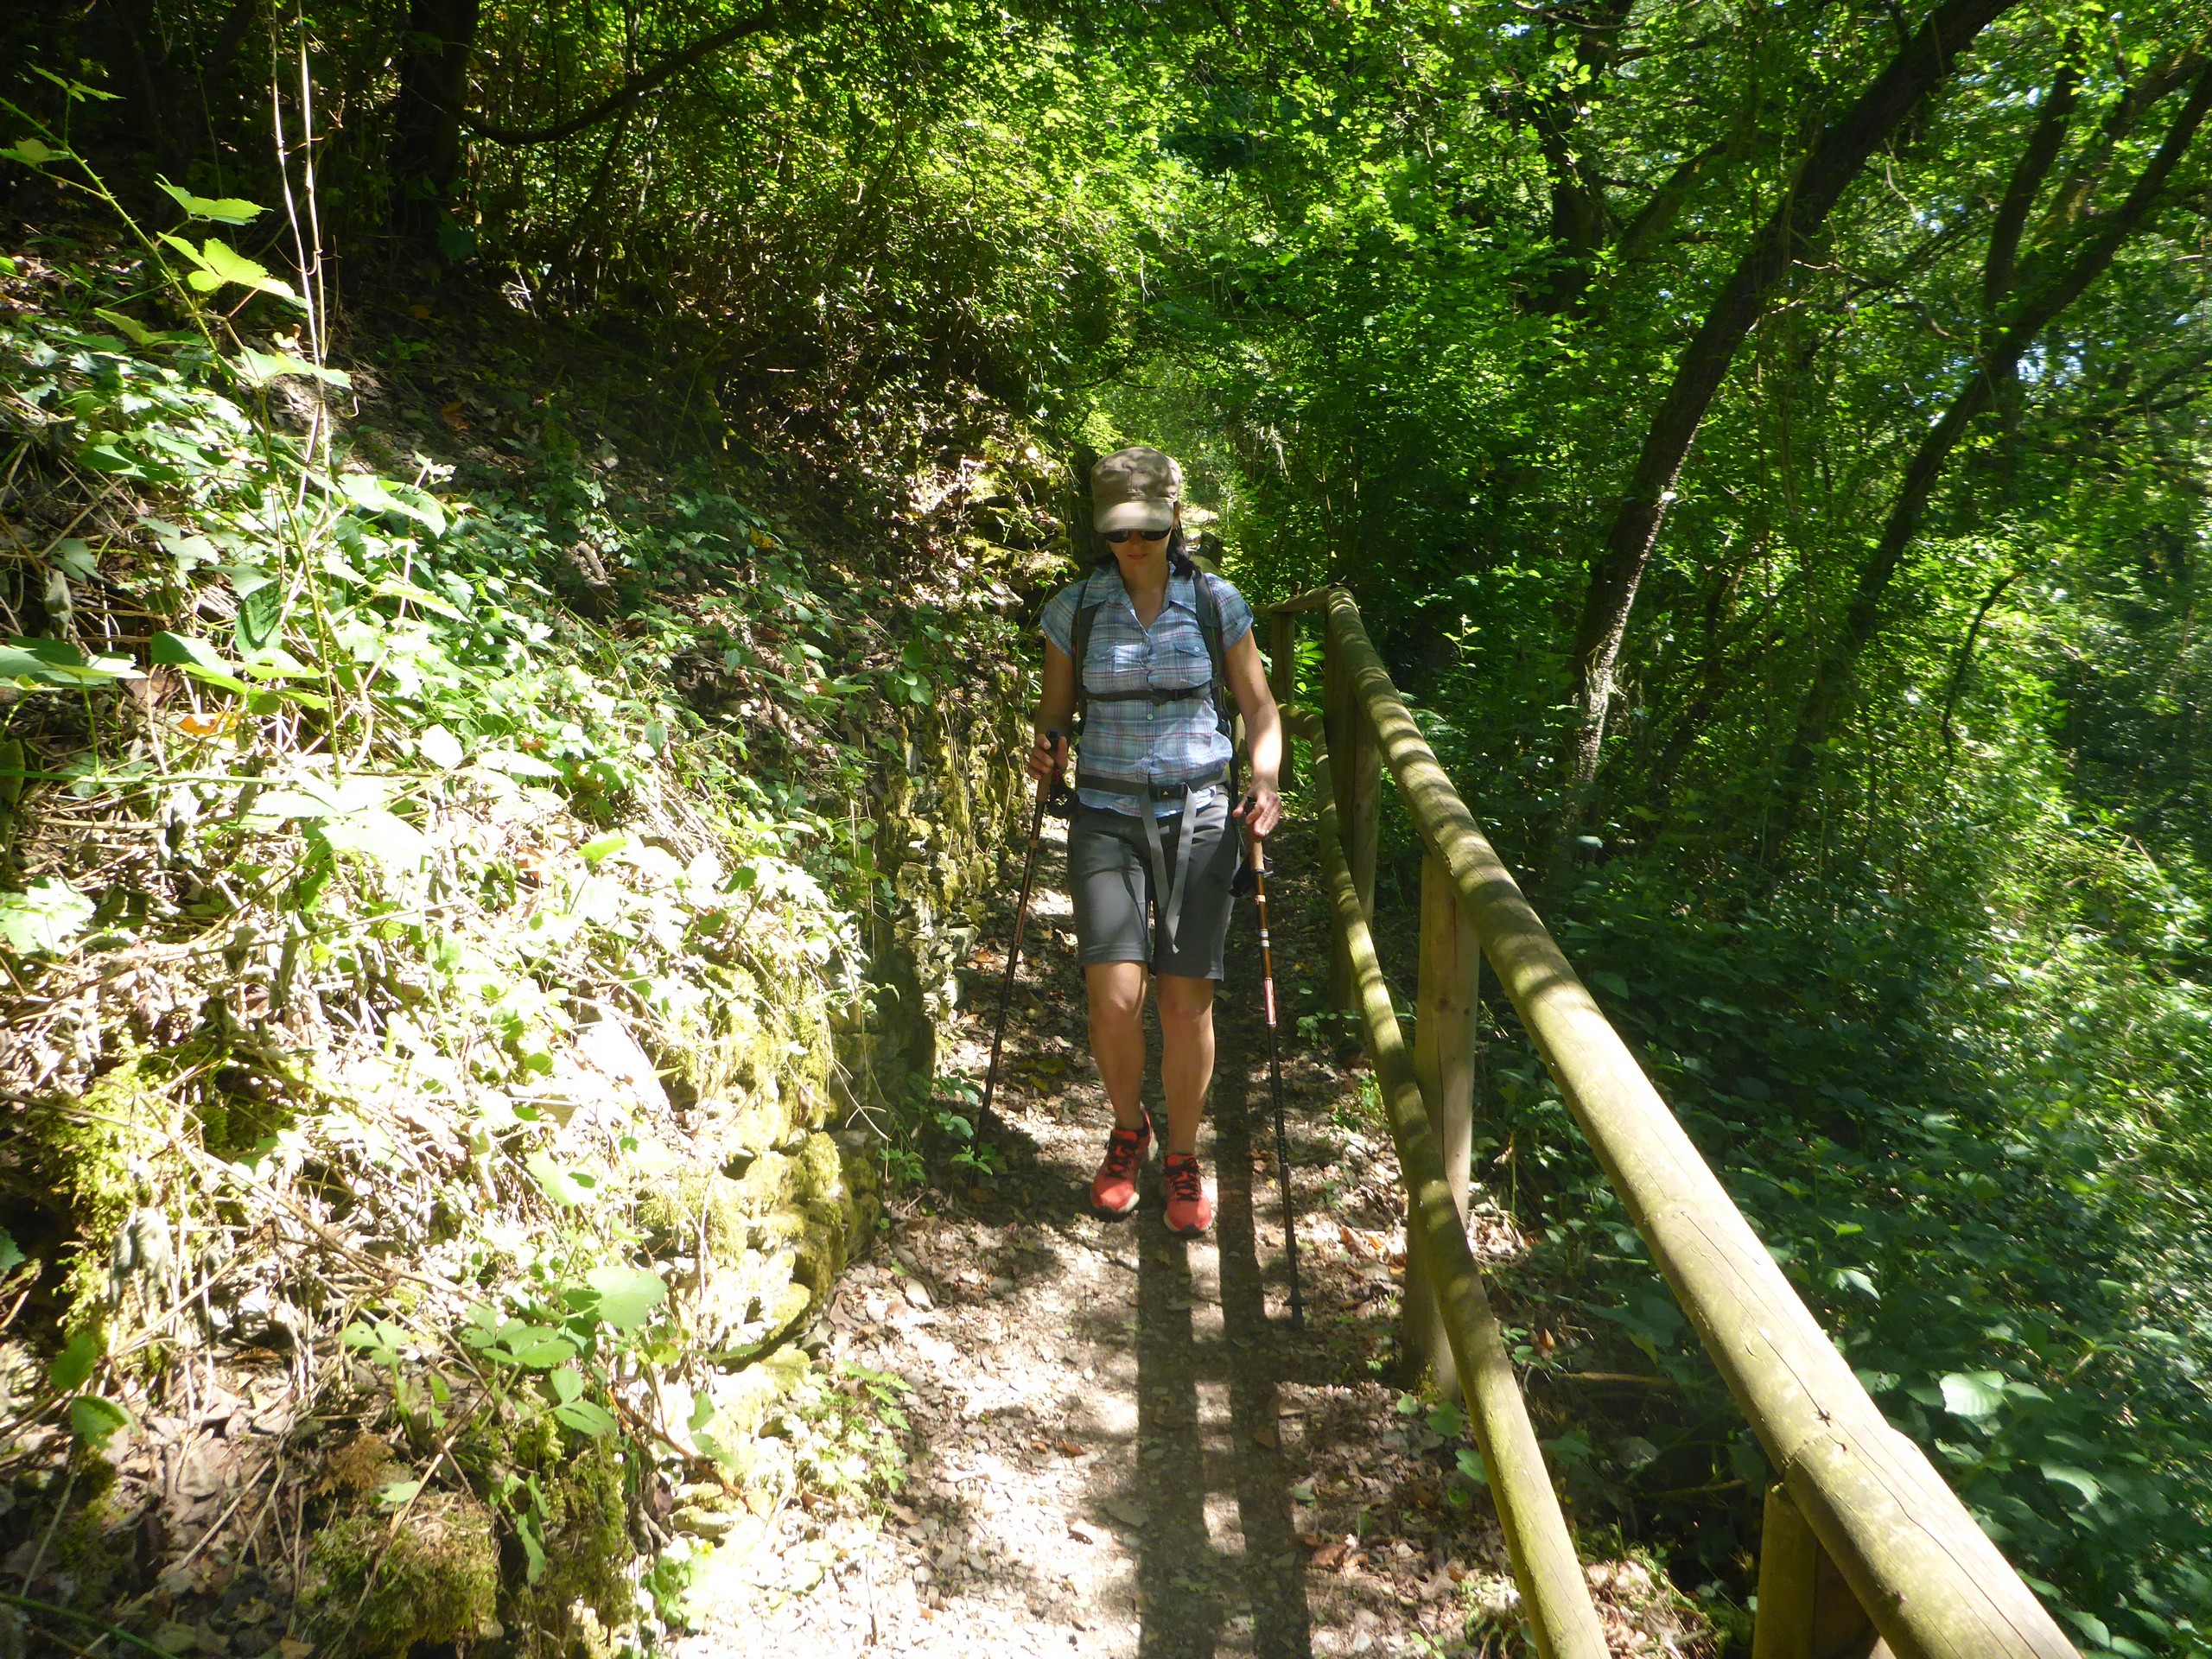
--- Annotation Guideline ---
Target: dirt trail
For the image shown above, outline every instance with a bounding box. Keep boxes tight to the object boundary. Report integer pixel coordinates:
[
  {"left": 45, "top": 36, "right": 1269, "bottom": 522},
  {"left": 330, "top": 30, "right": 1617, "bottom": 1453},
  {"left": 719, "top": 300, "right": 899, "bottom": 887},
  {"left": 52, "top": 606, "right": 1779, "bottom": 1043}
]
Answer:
[{"left": 677, "top": 819, "right": 1690, "bottom": 1658}]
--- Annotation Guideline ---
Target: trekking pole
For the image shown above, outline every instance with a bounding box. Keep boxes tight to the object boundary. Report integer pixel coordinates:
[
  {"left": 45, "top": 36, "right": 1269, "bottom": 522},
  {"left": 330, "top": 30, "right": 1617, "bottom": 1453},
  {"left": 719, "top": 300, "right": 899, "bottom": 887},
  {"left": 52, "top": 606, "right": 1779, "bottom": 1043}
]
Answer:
[
  {"left": 978, "top": 728, "right": 1064, "bottom": 1145},
  {"left": 1248, "top": 829, "right": 1305, "bottom": 1327}
]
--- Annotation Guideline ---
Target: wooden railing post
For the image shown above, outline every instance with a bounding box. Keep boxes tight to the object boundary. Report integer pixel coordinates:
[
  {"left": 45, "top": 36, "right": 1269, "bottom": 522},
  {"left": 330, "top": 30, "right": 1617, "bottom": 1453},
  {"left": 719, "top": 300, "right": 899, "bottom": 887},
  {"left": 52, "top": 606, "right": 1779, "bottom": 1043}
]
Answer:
[
  {"left": 1325, "top": 606, "right": 1382, "bottom": 1014},
  {"left": 1269, "top": 608, "right": 1298, "bottom": 789},
  {"left": 1754, "top": 1486, "right": 1886, "bottom": 1659},
  {"left": 1402, "top": 848, "right": 1480, "bottom": 1393},
  {"left": 1324, "top": 620, "right": 1357, "bottom": 1012},
  {"left": 1318, "top": 584, "right": 2076, "bottom": 1658}
]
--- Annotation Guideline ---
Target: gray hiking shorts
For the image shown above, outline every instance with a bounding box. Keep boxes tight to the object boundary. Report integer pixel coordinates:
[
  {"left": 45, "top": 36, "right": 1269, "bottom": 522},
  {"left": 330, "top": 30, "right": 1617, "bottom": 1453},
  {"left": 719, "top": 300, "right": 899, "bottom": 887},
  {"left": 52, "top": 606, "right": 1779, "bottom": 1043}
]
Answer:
[{"left": 1067, "top": 795, "right": 1241, "bottom": 981}]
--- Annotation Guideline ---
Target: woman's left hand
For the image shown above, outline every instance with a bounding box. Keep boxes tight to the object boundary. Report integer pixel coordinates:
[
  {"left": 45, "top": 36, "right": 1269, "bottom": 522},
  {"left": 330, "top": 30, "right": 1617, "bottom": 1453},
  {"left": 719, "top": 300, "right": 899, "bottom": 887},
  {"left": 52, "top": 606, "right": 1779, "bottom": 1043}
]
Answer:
[{"left": 1234, "top": 783, "right": 1283, "bottom": 839}]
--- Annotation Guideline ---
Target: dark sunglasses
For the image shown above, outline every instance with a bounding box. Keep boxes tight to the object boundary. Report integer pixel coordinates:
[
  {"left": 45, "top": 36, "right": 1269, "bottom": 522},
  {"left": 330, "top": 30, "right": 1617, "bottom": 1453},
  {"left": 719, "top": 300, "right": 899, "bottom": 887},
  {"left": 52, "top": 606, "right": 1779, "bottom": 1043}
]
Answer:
[{"left": 1103, "top": 527, "right": 1172, "bottom": 544}]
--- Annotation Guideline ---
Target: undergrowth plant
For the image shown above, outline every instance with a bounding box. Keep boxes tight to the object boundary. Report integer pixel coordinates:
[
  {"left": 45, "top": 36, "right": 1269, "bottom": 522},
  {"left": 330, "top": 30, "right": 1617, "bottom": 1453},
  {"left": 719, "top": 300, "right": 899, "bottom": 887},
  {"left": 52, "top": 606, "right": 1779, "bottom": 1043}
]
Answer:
[{"left": 0, "top": 79, "right": 994, "bottom": 1651}]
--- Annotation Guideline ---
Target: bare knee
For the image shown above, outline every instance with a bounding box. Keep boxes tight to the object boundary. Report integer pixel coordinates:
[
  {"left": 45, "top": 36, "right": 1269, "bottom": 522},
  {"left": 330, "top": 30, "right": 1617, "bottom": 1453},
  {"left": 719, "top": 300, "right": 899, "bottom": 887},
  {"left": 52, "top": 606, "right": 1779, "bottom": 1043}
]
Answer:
[
  {"left": 1155, "top": 975, "right": 1215, "bottom": 1033},
  {"left": 1087, "top": 963, "right": 1147, "bottom": 1030}
]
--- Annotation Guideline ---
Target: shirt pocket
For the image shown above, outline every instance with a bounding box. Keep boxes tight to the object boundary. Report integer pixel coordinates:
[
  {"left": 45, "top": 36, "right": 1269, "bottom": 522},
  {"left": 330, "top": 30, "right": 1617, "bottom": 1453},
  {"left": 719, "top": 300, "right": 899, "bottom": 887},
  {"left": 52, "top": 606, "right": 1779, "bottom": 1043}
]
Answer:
[
  {"left": 1152, "top": 634, "right": 1214, "bottom": 696},
  {"left": 1096, "top": 639, "right": 1150, "bottom": 695}
]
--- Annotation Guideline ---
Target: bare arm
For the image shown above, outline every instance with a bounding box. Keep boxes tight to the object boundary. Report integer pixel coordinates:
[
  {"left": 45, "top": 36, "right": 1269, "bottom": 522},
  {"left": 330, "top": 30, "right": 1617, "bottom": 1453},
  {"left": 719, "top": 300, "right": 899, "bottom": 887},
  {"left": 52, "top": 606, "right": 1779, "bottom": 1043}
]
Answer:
[
  {"left": 1225, "top": 629, "right": 1283, "bottom": 836},
  {"left": 1029, "top": 640, "right": 1077, "bottom": 783}
]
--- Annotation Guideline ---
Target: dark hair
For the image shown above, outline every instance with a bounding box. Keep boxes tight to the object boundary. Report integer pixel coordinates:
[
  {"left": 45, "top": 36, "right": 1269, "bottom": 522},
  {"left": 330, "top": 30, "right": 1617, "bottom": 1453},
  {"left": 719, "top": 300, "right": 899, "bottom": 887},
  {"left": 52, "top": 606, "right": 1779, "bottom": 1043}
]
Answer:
[{"left": 1093, "top": 524, "right": 1197, "bottom": 574}]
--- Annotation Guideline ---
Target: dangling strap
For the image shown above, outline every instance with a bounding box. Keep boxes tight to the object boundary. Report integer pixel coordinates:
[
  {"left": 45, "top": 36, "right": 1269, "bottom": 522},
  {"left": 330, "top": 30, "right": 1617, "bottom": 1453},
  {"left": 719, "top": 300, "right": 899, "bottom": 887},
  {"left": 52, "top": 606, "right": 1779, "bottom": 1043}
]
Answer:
[{"left": 1136, "top": 779, "right": 1205, "bottom": 958}]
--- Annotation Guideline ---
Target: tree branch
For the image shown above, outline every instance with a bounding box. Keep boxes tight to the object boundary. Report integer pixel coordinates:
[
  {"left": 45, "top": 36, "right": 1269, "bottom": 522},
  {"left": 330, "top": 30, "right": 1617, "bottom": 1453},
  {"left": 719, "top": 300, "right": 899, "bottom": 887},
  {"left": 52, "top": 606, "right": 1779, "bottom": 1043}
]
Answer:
[
  {"left": 1776, "top": 63, "right": 2212, "bottom": 835},
  {"left": 1558, "top": 0, "right": 2024, "bottom": 824},
  {"left": 461, "top": 0, "right": 824, "bottom": 146},
  {"left": 1983, "top": 43, "right": 2080, "bottom": 312}
]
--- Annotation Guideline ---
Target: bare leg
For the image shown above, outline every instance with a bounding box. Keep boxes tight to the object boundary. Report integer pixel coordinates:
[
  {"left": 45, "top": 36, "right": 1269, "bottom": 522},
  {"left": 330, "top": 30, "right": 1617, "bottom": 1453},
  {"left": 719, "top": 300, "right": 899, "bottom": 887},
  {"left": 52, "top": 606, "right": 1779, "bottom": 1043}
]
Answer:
[
  {"left": 1154, "top": 974, "right": 1217, "bottom": 1156},
  {"left": 1086, "top": 961, "right": 1150, "bottom": 1133}
]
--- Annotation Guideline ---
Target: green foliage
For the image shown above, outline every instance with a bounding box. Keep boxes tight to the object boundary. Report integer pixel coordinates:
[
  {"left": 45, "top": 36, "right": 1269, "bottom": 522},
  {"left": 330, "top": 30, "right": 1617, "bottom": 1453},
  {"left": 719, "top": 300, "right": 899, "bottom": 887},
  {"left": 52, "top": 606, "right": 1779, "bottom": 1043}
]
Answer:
[{"left": 1490, "top": 849, "right": 2212, "bottom": 1649}]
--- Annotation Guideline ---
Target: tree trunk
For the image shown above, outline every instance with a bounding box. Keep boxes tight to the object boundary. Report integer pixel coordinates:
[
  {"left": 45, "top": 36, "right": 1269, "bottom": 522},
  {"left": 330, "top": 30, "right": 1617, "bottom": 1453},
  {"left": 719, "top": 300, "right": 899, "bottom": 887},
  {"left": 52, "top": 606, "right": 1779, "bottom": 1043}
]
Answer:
[
  {"left": 1775, "top": 65, "right": 2212, "bottom": 836},
  {"left": 389, "top": 0, "right": 483, "bottom": 243},
  {"left": 1558, "top": 0, "right": 2023, "bottom": 832}
]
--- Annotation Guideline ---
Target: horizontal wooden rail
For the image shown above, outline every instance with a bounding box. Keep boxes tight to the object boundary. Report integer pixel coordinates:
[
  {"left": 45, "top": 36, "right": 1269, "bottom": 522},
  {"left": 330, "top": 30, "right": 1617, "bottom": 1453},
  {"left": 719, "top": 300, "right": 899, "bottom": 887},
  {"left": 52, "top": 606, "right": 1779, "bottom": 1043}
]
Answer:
[
  {"left": 1305, "top": 587, "right": 2075, "bottom": 1659},
  {"left": 1313, "top": 749, "right": 1605, "bottom": 1659}
]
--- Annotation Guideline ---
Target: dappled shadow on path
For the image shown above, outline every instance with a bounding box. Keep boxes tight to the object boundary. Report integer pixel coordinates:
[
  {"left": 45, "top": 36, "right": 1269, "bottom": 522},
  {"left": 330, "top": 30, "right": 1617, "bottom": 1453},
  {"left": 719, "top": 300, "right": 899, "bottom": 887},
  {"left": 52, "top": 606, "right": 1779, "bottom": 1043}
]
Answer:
[{"left": 1126, "top": 933, "right": 1316, "bottom": 1659}]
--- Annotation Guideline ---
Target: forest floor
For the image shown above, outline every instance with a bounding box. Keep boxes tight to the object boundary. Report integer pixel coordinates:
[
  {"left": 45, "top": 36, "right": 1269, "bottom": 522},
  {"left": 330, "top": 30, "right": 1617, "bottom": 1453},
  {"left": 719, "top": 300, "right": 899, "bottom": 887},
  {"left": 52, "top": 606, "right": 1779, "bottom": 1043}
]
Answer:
[{"left": 672, "top": 817, "right": 1708, "bottom": 1658}]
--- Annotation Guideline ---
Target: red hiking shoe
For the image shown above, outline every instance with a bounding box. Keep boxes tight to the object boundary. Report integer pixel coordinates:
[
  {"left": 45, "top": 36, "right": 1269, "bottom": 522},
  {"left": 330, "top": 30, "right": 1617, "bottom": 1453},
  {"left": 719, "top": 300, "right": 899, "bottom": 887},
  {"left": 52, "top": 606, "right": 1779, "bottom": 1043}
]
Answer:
[
  {"left": 1092, "top": 1122, "right": 1151, "bottom": 1217},
  {"left": 1162, "top": 1153, "right": 1212, "bottom": 1236}
]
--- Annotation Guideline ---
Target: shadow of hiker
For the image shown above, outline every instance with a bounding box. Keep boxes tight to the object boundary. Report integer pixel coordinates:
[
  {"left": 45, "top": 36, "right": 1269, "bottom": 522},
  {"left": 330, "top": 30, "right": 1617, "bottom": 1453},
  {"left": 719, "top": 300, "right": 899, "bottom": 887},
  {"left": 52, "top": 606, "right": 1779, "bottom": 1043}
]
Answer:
[{"left": 1130, "top": 1020, "right": 1314, "bottom": 1658}]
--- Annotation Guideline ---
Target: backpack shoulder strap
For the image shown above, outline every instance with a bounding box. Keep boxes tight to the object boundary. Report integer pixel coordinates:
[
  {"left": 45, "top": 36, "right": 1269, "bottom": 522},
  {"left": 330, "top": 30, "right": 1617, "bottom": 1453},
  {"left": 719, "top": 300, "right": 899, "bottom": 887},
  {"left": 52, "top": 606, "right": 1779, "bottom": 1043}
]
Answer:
[
  {"left": 1069, "top": 569, "right": 1106, "bottom": 729},
  {"left": 1193, "top": 573, "right": 1231, "bottom": 737}
]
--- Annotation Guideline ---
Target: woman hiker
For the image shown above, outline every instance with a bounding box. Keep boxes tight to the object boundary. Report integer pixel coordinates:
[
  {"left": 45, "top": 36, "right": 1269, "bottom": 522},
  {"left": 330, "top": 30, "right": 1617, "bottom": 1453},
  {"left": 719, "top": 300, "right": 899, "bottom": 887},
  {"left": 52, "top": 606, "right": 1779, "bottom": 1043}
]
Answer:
[{"left": 1029, "top": 446, "right": 1283, "bottom": 1236}]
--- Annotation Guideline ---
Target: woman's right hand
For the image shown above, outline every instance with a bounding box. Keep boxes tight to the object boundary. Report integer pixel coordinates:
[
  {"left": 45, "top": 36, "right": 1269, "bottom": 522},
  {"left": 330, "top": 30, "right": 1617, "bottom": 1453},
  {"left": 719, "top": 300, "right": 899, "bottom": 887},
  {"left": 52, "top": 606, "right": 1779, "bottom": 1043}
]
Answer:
[{"left": 1028, "top": 728, "right": 1069, "bottom": 785}]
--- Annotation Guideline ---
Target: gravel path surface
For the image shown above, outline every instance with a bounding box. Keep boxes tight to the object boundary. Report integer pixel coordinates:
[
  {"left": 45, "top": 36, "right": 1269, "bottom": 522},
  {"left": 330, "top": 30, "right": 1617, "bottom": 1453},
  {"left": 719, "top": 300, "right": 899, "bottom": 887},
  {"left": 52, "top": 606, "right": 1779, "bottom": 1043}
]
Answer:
[{"left": 676, "top": 820, "right": 1707, "bottom": 1658}]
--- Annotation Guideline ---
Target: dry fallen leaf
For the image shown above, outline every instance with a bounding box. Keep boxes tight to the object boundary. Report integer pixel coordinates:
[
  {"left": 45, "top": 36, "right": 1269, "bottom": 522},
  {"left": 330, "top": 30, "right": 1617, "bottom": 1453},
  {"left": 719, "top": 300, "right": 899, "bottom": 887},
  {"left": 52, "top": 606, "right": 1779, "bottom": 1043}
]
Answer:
[
  {"left": 1252, "top": 1421, "right": 1281, "bottom": 1449},
  {"left": 1309, "top": 1540, "right": 1348, "bottom": 1571},
  {"left": 1057, "top": 1440, "right": 1086, "bottom": 1457},
  {"left": 176, "top": 709, "right": 236, "bottom": 739},
  {"left": 440, "top": 400, "right": 470, "bottom": 432},
  {"left": 1066, "top": 1520, "right": 1096, "bottom": 1545}
]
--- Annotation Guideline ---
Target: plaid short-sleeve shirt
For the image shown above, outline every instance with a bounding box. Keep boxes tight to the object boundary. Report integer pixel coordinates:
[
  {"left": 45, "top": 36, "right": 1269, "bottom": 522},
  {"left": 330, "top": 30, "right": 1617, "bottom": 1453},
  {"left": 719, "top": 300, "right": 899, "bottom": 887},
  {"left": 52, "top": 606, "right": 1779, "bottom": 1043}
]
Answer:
[{"left": 1041, "top": 565, "right": 1255, "bottom": 817}]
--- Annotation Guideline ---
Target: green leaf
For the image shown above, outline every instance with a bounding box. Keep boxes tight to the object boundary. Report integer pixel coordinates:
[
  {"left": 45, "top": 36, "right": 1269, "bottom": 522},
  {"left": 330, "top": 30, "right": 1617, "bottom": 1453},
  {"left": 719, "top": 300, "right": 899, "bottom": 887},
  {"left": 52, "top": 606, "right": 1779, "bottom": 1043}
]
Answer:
[
  {"left": 1453, "top": 1446, "right": 1487, "bottom": 1486},
  {"left": 1423, "top": 1401, "right": 1466, "bottom": 1439},
  {"left": 2061, "top": 1608, "right": 2113, "bottom": 1649},
  {"left": 152, "top": 630, "right": 252, "bottom": 696},
  {"left": 0, "top": 1229, "right": 23, "bottom": 1276},
  {"left": 156, "top": 178, "right": 266, "bottom": 226},
  {"left": 1938, "top": 1371, "right": 2007, "bottom": 1420},
  {"left": 549, "top": 1366, "right": 586, "bottom": 1404},
  {"left": 232, "top": 348, "right": 351, "bottom": 389},
  {"left": 69, "top": 1394, "right": 131, "bottom": 1447},
  {"left": 336, "top": 474, "right": 448, "bottom": 537},
  {"left": 369, "top": 576, "right": 467, "bottom": 620},
  {"left": 159, "top": 235, "right": 302, "bottom": 306},
  {"left": 2, "top": 137, "right": 63, "bottom": 166},
  {"left": 579, "top": 832, "right": 630, "bottom": 867},
  {"left": 525, "top": 1150, "right": 595, "bottom": 1207},
  {"left": 313, "top": 810, "right": 428, "bottom": 870},
  {"left": 0, "top": 879, "right": 97, "bottom": 954},
  {"left": 418, "top": 724, "right": 466, "bottom": 770},
  {"left": 375, "top": 1478, "right": 424, "bottom": 1508},
  {"left": 515, "top": 1336, "right": 578, "bottom": 1370},
  {"left": 92, "top": 308, "right": 160, "bottom": 347},
  {"left": 584, "top": 1264, "right": 667, "bottom": 1332},
  {"left": 49, "top": 1331, "right": 100, "bottom": 1391},
  {"left": 0, "top": 637, "right": 140, "bottom": 689},
  {"left": 2040, "top": 1462, "right": 2102, "bottom": 1505},
  {"left": 555, "top": 1398, "right": 619, "bottom": 1438}
]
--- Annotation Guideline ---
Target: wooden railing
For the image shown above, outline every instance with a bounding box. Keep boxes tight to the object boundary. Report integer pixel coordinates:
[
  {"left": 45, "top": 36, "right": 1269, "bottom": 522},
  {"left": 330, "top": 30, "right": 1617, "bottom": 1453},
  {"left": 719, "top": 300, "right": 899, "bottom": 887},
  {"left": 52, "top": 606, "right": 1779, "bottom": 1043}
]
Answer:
[{"left": 1268, "top": 587, "right": 2079, "bottom": 1659}]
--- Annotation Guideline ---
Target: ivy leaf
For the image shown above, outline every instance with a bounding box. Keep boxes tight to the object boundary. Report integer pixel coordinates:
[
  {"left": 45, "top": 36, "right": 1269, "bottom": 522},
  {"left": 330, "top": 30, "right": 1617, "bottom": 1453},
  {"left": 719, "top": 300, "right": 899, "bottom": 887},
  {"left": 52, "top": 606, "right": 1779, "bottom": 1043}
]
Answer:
[
  {"left": 0, "top": 879, "right": 98, "bottom": 955},
  {"left": 48, "top": 1330, "right": 100, "bottom": 1391},
  {"left": 68, "top": 1395, "right": 131, "bottom": 1448},
  {"left": 524, "top": 1151, "right": 595, "bottom": 1207}
]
